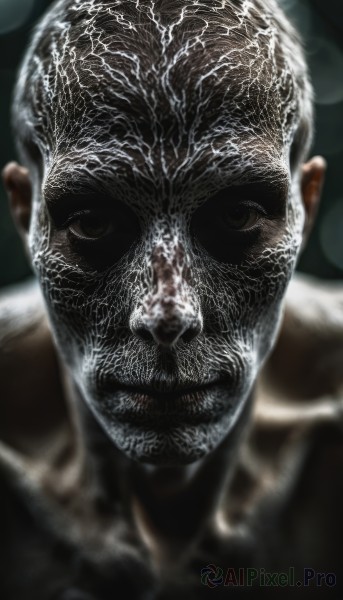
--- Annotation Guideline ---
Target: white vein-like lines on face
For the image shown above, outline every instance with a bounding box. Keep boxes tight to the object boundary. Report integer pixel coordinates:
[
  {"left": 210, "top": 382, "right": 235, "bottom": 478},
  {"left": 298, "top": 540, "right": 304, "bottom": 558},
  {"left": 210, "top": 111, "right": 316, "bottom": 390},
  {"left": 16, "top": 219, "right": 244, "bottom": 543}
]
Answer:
[{"left": 13, "top": 0, "right": 312, "bottom": 464}]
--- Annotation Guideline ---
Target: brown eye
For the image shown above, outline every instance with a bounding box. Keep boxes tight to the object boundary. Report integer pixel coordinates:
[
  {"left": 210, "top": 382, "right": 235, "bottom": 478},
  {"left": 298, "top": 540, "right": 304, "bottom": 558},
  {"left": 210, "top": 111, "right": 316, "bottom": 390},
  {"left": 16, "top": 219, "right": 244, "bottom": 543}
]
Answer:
[
  {"left": 191, "top": 189, "right": 268, "bottom": 264},
  {"left": 69, "top": 212, "right": 114, "bottom": 240},
  {"left": 223, "top": 205, "right": 261, "bottom": 231}
]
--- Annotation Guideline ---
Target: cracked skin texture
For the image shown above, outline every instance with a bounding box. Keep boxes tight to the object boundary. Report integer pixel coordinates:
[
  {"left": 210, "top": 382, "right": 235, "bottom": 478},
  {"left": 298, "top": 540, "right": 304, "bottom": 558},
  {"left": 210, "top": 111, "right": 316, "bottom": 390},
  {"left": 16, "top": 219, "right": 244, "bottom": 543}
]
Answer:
[
  {"left": 0, "top": 0, "right": 343, "bottom": 598},
  {"left": 1, "top": 278, "right": 343, "bottom": 599}
]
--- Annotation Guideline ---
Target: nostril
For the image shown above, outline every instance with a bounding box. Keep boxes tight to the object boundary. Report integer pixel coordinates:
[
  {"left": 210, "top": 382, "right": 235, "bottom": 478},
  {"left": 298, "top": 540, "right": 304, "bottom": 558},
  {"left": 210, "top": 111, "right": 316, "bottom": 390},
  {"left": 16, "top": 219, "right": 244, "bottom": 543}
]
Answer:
[
  {"left": 135, "top": 326, "right": 154, "bottom": 343},
  {"left": 181, "top": 325, "right": 200, "bottom": 343},
  {"left": 135, "top": 320, "right": 201, "bottom": 347},
  {"left": 131, "top": 310, "right": 203, "bottom": 347},
  {"left": 153, "top": 323, "right": 181, "bottom": 346}
]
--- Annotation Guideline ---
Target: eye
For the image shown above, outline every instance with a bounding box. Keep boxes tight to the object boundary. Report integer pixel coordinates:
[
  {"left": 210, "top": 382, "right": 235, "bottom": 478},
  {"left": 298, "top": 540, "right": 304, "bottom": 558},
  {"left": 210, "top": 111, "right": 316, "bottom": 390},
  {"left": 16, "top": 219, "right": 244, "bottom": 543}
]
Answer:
[
  {"left": 48, "top": 192, "right": 141, "bottom": 268},
  {"left": 69, "top": 211, "right": 114, "bottom": 240},
  {"left": 191, "top": 187, "right": 271, "bottom": 264},
  {"left": 222, "top": 204, "right": 262, "bottom": 231}
]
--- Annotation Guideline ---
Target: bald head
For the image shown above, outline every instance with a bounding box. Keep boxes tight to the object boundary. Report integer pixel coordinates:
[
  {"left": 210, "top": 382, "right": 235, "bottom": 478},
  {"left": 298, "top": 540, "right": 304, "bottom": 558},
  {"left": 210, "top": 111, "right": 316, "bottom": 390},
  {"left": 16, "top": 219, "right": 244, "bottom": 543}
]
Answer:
[
  {"left": 5, "top": 0, "right": 325, "bottom": 465},
  {"left": 14, "top": 0, "right": 312, "bottom": 177}
]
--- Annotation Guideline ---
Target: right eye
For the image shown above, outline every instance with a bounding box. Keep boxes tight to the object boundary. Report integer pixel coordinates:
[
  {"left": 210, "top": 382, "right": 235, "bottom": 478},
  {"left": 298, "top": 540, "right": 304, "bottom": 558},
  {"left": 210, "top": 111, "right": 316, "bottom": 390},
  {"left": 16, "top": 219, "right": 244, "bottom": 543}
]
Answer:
[
  {"left": 49, "top": 195, "right": 141, "bottom": 267},
  {"left": 67, "top": 205, "right": 141, "bottom": 266}
]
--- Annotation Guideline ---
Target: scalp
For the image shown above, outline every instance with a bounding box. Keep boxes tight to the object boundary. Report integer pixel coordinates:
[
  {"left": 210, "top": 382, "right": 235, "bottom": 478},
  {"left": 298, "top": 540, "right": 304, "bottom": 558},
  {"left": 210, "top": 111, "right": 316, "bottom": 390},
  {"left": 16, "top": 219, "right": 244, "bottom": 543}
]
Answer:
[
  {"left": 13, "top": 0, "right": 313, "bottom": 171},
  {"left": 8, "top": 1, "right": 315, "bottom": 466}
]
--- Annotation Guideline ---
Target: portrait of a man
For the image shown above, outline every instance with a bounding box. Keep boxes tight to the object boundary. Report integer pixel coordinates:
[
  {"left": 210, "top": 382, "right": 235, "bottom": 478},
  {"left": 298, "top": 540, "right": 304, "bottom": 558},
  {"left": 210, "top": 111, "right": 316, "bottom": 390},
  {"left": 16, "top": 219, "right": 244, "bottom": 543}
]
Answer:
[{"left": 0, "top": 1, "right": 342, "bottom": 598}]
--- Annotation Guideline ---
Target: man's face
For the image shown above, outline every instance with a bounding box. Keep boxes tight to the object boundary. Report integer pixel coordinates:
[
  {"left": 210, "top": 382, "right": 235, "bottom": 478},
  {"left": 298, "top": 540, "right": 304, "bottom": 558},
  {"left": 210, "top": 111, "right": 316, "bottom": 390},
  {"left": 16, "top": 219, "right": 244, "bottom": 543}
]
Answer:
[{"left": 20, "top": 2, "right": 307, "bottom": 464}]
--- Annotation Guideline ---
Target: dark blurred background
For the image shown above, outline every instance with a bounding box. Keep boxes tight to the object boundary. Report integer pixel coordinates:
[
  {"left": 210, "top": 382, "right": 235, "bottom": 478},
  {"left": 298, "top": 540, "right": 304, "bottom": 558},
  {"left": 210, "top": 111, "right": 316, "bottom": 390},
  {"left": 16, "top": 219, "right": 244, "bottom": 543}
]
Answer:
[{"left": 0, "top": 0, "right": 343, "bottom": 288}]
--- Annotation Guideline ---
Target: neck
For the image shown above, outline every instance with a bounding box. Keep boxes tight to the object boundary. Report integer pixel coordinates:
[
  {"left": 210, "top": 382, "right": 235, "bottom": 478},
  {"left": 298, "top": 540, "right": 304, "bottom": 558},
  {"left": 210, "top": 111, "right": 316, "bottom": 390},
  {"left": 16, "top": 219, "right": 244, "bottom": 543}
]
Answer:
[
  {"left": 69, "top": 379, "right": 254, "bottom": 559},
  {"left": 133, "top": 398, "right": 252, "bottom": 546}
]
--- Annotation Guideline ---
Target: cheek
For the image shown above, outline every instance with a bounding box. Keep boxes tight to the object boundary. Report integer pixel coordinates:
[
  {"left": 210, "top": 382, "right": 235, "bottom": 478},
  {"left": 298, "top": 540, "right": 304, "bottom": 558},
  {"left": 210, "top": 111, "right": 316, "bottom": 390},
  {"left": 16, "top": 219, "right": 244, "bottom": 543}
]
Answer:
[
  {"left": 195, "top": 221, "right": 301, "bottom": 364},
  {"left": 28, "top": 200, "right": 300, "bottom": 388},
  {"left": 241, "top": 222, "right": 302, "bottom": 358},
  {"left": 28, "top": 207, "right": 130, "bottom": 364},
  {"left": 25, "top": 205, "right": 301, "bottom": 466}
]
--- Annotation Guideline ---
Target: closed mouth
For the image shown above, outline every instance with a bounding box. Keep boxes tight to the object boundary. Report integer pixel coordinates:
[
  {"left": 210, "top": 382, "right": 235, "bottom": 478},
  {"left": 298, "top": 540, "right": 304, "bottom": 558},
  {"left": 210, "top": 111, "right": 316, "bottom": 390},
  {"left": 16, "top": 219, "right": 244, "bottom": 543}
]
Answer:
[
  {"left": 99, "top": 377, "right": 238, "bottom": 425},
  {"left": 101, "top": 378, "right": 233, "bottom": 400}
]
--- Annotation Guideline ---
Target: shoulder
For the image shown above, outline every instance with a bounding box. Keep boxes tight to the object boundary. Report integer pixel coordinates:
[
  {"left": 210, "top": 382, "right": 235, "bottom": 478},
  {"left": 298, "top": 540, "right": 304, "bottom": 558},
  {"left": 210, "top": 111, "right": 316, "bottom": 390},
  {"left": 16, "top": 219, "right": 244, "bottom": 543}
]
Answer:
[
  {"left": 285, "top": 272, "right": 343, "bottom": 335},
  {"left": 263, "top": 273, "right": 343, "bottom": 400},
  {"left": 0, "top": 279, "right": 68, "bottom": 454},
  {"left": 249, "top": 274, "right": 343, "bottom": 559},
  {"left": 0, "top": 278, "right": 46, "bottom": 344},
  {"left": 0, "top": 278, "right": 49, "bottom": 380}
]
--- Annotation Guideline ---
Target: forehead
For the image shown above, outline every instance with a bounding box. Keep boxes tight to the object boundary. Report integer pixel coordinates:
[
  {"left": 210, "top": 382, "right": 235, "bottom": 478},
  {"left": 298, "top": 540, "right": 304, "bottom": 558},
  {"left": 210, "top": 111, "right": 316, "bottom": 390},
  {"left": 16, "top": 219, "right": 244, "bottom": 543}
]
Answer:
[{"left": 32, "top": 1, "right": 297, "bottom": 193}]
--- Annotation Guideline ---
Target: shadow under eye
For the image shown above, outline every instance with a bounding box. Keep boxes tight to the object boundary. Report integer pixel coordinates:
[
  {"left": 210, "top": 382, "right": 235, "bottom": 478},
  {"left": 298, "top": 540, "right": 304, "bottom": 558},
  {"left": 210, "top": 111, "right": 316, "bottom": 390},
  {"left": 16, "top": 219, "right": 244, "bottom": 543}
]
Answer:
[
  {"left": 69, "top": 214, "right": 115, "bottom": 240},
  {"left": 69, "top": 229, "right": 141, "bottom": 268},
  {"left": 67, "top": 205, "right": 141, "bottom": 268},
  {"left": 191, "top": 195, "right": 262, "bottom": 263}
]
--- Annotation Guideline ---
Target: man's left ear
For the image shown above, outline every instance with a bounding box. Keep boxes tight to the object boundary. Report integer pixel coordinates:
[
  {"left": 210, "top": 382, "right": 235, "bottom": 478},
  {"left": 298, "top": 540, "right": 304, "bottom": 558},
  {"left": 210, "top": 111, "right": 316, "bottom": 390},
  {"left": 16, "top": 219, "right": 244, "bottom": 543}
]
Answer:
[{"left": 301, "top": 155, "right": 327, "bottom": 247}]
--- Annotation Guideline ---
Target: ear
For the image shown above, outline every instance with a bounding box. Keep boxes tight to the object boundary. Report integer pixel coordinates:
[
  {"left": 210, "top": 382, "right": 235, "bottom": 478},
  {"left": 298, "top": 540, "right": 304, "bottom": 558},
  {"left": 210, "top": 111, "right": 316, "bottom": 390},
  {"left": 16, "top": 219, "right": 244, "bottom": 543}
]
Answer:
[
  {"left": 2, "top": 162, "right": 32, "bottom": 234},
  {"left": 301, "top": 156, "right": 326, "bottom": 246}
]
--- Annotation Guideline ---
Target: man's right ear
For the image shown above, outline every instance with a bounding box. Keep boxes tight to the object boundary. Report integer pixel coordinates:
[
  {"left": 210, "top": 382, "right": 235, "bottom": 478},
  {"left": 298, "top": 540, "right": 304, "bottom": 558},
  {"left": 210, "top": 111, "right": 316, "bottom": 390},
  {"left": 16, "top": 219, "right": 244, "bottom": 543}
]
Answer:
[{"left": 2, "top": 162, "right": 32, "bottom": 234}]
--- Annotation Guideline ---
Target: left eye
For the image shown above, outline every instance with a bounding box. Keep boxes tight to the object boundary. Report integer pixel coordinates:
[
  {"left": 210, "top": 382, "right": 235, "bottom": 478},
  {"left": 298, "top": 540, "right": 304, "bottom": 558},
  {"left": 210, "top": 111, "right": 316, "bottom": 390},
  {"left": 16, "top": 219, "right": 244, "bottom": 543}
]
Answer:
[
  {"left": 222, "top": 205, "right": 261, "bottom": 231},
  {"left": 69, "top": 212, "right": 114, "bottom": 240}
]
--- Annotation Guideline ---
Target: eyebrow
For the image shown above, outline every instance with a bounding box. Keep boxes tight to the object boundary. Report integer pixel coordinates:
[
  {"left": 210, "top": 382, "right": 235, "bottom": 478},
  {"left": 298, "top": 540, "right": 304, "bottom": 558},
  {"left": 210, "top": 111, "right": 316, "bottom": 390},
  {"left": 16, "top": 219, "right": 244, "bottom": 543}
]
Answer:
[
  {"left": 43, "top": 177, "right": 105, "bottom": 204},
  {"left": 43, "top": 150, "right": 289, "bottom": 205}
]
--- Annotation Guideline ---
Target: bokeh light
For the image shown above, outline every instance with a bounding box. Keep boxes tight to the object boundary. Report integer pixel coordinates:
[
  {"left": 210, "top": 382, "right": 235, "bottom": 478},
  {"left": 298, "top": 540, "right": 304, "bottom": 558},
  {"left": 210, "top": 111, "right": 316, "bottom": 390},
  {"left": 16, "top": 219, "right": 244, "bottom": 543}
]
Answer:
[
  {"left": 280, "top": 0, "right": 312, "bottom": 36},
  {"left": 320, "top": 200, "right": 343, "bottom": 271},
  {"left": 0, "top": 0, "right": 343, "bottom": 285},
  {"left": 0, "top": 0, "right": 36, "bottom": 36},
  {"left": 315, "top": 102, "right": 343, "bottom": 156},
  {"left": 309, "top": 37, "right": 343, "bottom": 105}
]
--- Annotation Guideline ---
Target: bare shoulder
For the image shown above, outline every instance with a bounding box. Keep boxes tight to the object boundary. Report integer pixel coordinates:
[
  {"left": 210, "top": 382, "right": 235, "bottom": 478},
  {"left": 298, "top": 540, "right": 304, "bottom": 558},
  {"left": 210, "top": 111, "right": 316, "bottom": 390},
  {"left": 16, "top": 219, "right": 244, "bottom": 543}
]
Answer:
[
  {"left": 0, "top": 280, "right": 67, "bottom": 454},
  {"left": 0, "top": 278, "right": 46, "bottom": 344},
  {"left": 285, "top": 272, "right": 343, "bottom": 334},
  {"left": 0, "top": 278, "right": 51, "bottom": 380},
  {"left": 262, "top": 273, "right": 343, "bottom": 400},
  {"left": 250, "top": 277, "right": 343, "bottom": 565}
]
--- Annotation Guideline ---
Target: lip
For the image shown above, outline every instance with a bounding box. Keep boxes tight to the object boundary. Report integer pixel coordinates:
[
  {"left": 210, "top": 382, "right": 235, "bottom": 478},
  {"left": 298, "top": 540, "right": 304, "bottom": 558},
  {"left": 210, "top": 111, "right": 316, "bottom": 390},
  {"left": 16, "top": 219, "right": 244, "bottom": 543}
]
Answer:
[
  {"left": 103, "top": 382, "right": 238, "bottom": 431},
  {"left": 98, "top": 378, "right": 237, "bottom": 425},
  {"left": 101, "top": 378, "right": 233, "bottom": 400}
]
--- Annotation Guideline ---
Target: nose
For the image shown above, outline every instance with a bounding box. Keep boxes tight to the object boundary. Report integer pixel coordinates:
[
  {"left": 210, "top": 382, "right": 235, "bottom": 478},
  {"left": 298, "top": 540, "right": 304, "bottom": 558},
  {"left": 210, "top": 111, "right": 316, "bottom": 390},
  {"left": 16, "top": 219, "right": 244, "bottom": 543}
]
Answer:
[
  {"left": 130, "top": 242, "right": 203, "bottom": 348},
  {"left": 133, "top": 302, "right": 203, "bottom": 347}
]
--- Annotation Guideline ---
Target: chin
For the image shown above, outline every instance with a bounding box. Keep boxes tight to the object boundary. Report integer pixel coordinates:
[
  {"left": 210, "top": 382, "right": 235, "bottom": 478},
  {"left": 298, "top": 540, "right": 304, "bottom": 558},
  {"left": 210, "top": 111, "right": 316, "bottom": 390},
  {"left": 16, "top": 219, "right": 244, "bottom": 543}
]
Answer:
[
  {"left": 76, "top": 369, "right": 254, "bottom": 465},
  {"left": 104, "top": 421, "right": 229, "bottom": 465},
  {"left": 88, "top": 393, "right": 251, "bottom": 466}
]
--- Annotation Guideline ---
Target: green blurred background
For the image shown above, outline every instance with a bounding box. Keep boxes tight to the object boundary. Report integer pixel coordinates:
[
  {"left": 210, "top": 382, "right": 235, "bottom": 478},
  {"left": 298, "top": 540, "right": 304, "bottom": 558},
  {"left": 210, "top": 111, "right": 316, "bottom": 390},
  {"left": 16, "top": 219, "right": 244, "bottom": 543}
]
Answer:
[{"left": 0, "top": 0, "right": 343, "bottom": 288}]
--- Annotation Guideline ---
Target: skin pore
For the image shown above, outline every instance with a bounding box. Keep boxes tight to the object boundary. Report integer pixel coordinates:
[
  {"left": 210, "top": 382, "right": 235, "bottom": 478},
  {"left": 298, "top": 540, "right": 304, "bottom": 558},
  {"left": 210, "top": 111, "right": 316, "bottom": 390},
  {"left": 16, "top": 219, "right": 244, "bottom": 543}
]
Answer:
[
  {"left": 2, "top": 1, "right": 339, "bottom": 598},
  {"left": 5, "top": 0, "right": 323, "bottom": 466}
]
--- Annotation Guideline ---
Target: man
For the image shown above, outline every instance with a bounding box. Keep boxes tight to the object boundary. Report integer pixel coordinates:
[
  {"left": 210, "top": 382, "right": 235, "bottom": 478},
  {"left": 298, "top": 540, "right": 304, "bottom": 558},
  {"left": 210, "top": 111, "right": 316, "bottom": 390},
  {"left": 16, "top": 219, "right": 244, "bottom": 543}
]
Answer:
[{"left": 0, "top": 0, "right": 342, "bottom": 598}]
